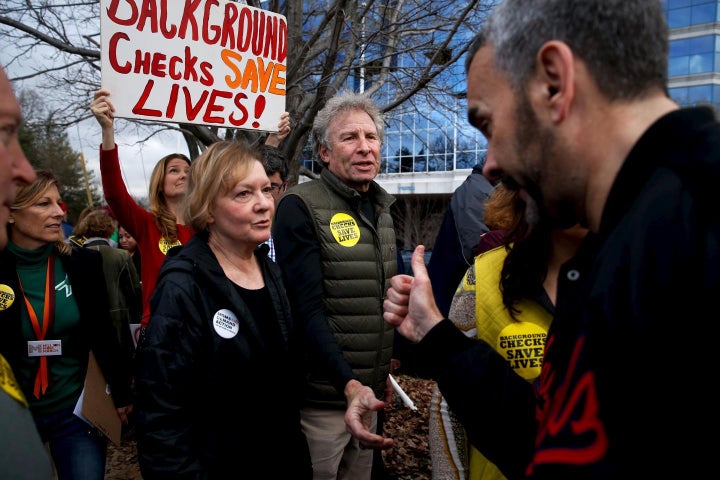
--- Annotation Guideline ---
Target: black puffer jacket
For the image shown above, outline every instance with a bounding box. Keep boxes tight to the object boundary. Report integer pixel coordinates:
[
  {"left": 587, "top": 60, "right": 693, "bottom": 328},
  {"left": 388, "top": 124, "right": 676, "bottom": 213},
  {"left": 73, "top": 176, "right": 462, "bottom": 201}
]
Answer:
[{"left": 135, "top": 231, "right": 311, "bottom": 480}]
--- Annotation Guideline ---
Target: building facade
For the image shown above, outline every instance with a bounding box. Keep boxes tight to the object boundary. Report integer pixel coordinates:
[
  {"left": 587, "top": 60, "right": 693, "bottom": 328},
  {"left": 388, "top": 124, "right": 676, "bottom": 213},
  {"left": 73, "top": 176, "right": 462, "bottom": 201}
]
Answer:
[
  {"left": 349, "top": 0, "right": 720, "bottom": 249},
  {"left": 666, "top": 0, "right": 720, "bottom": 109}
]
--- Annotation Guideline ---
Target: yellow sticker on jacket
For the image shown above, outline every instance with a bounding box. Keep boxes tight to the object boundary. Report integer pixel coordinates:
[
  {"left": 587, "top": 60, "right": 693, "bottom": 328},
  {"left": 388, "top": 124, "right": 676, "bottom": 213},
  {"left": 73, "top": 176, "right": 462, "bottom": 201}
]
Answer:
[
  {"left": 330, "top": 213, "right": 360, "bottom": 247},
  {"left": 497, "top": 322, "right": 548, "bottom": 380},
  {"left": 158, "top": 237, "right": 182, "bottom": 255},
  {"left": 0, "top": 284, "right": 15, "bottom": 311}
]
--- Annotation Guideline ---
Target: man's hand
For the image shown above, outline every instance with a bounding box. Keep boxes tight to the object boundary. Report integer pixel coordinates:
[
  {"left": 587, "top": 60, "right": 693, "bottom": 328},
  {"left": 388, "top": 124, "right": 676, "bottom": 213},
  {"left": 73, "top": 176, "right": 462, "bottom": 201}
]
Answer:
[
  {"left": 383, "top": 245, "right": 444, "bottom": 343},
  {"left": 343, "top": 380, "right": 394, "bottom": 450}
]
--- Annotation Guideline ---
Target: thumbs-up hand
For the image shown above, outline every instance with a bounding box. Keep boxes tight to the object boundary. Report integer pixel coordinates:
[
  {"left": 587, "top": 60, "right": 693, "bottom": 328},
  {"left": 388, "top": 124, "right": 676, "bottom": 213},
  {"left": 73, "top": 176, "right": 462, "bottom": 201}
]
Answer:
[{"left": 383, "top": 245, "right": 443, "bottom": 343}]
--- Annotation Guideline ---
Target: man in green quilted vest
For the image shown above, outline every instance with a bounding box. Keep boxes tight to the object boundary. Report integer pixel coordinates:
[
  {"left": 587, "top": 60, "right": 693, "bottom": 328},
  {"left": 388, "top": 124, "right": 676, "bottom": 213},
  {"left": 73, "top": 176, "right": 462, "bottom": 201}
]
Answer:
[{"left": 273, "top": 90, "right": 397, "bottom": 480}]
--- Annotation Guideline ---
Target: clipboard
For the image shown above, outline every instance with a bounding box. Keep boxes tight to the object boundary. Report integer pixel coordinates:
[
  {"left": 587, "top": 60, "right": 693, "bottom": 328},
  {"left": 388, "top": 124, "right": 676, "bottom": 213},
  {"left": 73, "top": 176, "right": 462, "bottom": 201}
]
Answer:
[{"left": 73, "top": 351, "right": 121, "bottom": 446}]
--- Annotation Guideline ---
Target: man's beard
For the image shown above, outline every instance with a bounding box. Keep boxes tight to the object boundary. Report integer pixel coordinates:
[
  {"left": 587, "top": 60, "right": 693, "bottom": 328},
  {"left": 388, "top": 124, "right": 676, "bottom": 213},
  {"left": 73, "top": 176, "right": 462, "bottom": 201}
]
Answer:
[
  {"left": 512, "top": 91, "right": 549, "bottom": 228},
  {"left": 511, "top": 88, "right": 576, "bottom": 229}
]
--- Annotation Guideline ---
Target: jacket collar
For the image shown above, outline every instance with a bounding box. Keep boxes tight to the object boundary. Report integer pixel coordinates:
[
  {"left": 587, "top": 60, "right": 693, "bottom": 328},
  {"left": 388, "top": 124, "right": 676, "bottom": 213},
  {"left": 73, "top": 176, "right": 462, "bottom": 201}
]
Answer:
[{"left": 319, "top": 168, "right": 396, "bottom": 210}]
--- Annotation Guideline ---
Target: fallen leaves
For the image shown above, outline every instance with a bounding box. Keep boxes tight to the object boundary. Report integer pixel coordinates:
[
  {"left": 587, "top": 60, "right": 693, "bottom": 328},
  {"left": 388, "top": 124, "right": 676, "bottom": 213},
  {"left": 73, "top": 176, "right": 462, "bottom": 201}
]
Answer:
[{"left": 105, "top": 375, "right": 437, "bottom": 479}]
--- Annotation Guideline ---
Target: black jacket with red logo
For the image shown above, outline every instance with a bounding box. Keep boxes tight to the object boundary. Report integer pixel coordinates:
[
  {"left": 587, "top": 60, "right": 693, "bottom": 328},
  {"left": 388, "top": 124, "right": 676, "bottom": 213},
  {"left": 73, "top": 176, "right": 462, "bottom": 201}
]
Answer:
[{"left": 419, "top": 107, "right": 720, "bottom": 479}]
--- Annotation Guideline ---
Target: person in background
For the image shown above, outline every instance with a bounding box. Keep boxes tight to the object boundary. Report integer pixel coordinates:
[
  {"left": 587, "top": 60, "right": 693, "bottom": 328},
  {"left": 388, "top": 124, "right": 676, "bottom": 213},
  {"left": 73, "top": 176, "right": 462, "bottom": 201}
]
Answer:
[
  {"left": 68, "top": 206, "right": 95, "bottom": 247},
  {"left": 428, "top": 183, "right": 587, "bottom": 480},
  {"left": 375, "top": 0, "right": 720, "bottom": 477},
  {"left": 118, "top": 225, "right": 141, "bottom": 279},
  {"left": 135, "top": 140, "right": 311, "bottom": 479},
  {"left": 91, "top": 89, "right": 194, "bottom": 336},
  {"left": 262, "top": 111, "right": 291, "bottom": 261},
  {"left": 0, "top": 64, "right": 52, "bottom": 480},
  {"left": 428, "top": 182, "right": 518, "bottom": 480},
  {"left": 273, "top": 90, "right": 396, "bottom": 479},
  {"left": 0, "top": 170, "right": 132, "bottom": 480},
  {"left": 59, "top": 201, "right": 73, "bottom": 243},
  {"left": 74, "top": 208, "right": 141, "bottom": 365},
  {"left": 104, "top": 205, "right": 120, "bottom": 247},
  {"left": 427, "top": 163, "right": 494, "bottom": 317},
  {"left": 395, "top": 163, "right": 495, "bottom": 378},
  {"left": 92, "top": 90, "right": 293, "bottom": 336}
]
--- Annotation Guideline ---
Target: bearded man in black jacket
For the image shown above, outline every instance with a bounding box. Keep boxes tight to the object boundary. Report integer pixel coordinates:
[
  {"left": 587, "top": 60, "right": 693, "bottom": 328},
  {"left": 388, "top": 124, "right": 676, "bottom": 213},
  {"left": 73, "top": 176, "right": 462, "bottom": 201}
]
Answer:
[{"left": 358, "top": 1, "right": 720, "bottom": 479}]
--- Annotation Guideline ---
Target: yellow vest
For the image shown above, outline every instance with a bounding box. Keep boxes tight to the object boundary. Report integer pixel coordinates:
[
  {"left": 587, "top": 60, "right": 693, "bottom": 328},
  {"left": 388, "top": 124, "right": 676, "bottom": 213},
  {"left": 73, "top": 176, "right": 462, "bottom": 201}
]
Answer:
[{"left": 467, "top": 246, "right": 552, "bottom": 480}]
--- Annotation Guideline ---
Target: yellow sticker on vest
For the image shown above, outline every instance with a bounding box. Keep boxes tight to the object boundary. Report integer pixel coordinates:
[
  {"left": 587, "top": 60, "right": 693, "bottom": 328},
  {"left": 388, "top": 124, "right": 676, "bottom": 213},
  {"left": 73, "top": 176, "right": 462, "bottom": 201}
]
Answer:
[
  {"left": 158, "top": 237, "right": 182, "bottom": 255},
  {"left": 497, "top": 322, "right": 548, "bottom": 380},
  {"left": 330, "top": 213, "right": 360, "bottom": 247},
  {"left": 0, "top": 284, "right": 15, "bottom": 311}
]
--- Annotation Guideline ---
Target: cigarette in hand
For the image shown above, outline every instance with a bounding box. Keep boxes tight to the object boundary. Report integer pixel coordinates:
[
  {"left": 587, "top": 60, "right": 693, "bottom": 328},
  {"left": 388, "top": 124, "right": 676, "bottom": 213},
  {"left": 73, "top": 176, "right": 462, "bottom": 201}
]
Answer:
[{"left": 389, "top": 374, "right": 417, "bottom": 411}]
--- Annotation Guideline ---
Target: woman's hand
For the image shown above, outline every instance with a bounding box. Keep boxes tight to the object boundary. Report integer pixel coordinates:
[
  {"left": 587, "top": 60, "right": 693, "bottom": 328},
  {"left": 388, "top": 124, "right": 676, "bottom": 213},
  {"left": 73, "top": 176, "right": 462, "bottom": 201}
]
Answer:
[{"left": 90, "top": 89, "right": 116, "bottom": 150}]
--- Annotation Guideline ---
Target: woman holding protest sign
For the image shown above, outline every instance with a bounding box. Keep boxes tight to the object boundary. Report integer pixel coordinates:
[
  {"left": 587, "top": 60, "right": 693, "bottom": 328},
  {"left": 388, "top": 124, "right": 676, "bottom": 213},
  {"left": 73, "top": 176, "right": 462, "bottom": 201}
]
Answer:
[
  {"left": 91, "top": 89, "right": 194, "bottom": 342},
  {"left": 91, "top": 90, "right": 292, "bottom": 345}
]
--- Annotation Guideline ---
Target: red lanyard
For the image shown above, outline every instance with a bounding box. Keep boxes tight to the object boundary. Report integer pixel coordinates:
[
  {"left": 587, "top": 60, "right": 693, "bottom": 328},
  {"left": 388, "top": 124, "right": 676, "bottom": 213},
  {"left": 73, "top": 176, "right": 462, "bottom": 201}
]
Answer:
[{"left": 18, "top": 255, "right": 55, "bottom": 399}]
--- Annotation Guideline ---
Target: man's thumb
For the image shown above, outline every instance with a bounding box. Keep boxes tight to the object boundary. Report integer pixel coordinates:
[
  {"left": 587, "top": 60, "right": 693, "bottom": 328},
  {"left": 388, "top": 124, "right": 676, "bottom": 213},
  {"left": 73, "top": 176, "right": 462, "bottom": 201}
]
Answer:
[{"left": 411, "top": 245, "right": 428, "bottom": 279}]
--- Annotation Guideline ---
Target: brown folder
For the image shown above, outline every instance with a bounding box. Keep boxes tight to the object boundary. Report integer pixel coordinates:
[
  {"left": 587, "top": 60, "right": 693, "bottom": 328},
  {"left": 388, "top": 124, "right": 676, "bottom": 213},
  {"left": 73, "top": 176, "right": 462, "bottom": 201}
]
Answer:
[{"left": 79, "top": 351, "right": 121, "bottom": 446}]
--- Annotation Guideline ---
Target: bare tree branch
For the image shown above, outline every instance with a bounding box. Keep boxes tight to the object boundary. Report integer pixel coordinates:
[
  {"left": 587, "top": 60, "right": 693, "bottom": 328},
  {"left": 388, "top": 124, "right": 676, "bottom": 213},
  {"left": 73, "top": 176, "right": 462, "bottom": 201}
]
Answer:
[{"left": 0, "top": 0, "right": 493, "bottom": 186}]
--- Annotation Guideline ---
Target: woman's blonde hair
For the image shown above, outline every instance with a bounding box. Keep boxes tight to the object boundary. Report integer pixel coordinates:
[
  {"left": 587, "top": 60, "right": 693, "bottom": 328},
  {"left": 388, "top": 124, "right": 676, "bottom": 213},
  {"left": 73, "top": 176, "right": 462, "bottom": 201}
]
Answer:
[
  {"left": 182, "top": 141, "right": 263, "bottom": 232},
  {"left": 11, "top": 169, "right": 71, "bottom": 255},
  {"left": 148, "top": 153, "right": 191, "bottom": 241}
]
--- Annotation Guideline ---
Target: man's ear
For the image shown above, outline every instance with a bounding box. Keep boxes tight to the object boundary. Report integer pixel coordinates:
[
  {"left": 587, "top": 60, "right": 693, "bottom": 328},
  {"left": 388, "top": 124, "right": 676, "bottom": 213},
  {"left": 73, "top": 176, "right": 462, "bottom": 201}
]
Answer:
[
  {"left": 536, "top": 40, "right": 574, "bottom": 123},
  {"left": 7, "top": 214, "right": 14, "bottom": 224},
  {"left": 318, "top": 144, "right": 330, "bottom": 164}
]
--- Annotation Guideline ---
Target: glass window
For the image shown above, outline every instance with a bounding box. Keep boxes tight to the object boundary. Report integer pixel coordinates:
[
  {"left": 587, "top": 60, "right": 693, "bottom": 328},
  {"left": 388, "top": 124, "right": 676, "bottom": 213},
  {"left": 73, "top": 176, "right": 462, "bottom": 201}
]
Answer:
[
  {"left": 400, "top": 132, "right": 415, "bottom": 156},
  {"left": 666, "top": 0, "right": 692, "bottom": 8},
  {"left": 689, "top": 52, "right": 714, "bottom": 73},
  {"left": 669, "top": 86, "right": 690, "bottom": 105},
  {"left": 385, "top": 157, "right": 400, "bottom": 174},
  {"left": 670, "top": 84, "right": 719, "bottom": 108},
  {"left": 687, "top": 84, "right": 713, "bottom": 105},
  {"left": 669, "top": 56, "right": 689, "bottom": 76},
  {"left": 669, "top": 35, "right": 719, "bottom": 75},
  {"left": 691, "top": 2, "right": 716, "bottom": 24},
  {"left": 689, "top": 35, "right": 714, "bottom": 53},
  {"left": 670, "top": 38, "right": 691, "bottom": 57},
  {"left": 668, "top": 7, "right": 692, "bottom": 27}
]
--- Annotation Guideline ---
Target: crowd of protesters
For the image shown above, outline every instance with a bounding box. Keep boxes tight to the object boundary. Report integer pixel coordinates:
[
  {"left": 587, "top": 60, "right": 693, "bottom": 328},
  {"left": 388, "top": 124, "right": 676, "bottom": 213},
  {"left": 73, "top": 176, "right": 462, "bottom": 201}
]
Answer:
[{"left": 3, "top": 0, "right": 720, "bottom": 479}]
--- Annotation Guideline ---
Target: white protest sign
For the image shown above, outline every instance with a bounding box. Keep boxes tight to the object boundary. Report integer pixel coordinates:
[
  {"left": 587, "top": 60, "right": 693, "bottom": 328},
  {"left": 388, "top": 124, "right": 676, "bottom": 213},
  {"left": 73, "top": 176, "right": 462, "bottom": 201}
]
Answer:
[{"left": 100, "top": 0, "right": 287, "bottom": 131}]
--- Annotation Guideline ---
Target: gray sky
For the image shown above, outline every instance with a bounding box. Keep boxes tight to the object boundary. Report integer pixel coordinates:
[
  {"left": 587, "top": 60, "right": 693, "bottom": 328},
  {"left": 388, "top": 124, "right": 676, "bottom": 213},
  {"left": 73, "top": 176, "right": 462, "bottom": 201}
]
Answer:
[{"left": 1, "top": 51, "right": 190, "bottom": 200}]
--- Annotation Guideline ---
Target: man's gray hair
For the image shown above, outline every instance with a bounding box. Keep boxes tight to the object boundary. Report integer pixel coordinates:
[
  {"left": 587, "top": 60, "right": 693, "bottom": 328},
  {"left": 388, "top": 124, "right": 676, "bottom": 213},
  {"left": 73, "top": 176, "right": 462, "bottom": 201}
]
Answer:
[
  {"left": 311, "top": 90, "right": 385, "bottom": 164},
  {"left": 468, "top": 0, "right": 669, "bottom": 101}
]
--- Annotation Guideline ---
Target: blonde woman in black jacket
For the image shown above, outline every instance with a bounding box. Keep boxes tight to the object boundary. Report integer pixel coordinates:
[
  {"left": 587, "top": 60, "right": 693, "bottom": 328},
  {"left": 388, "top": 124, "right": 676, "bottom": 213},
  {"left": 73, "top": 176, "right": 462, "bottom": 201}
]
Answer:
[{"left": 135, "top": 141, "right": 311, "bottom": 479}]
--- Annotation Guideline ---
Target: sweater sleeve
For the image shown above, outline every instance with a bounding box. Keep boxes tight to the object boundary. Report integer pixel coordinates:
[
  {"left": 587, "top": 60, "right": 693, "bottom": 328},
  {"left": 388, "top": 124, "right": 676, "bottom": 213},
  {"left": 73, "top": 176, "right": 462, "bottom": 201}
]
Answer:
[
  {"left": 99, "top": 145, "right": 154, "bottom": 243},
  {"left": 272, "top": 195, "right": 357, "bottom": 393}
]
